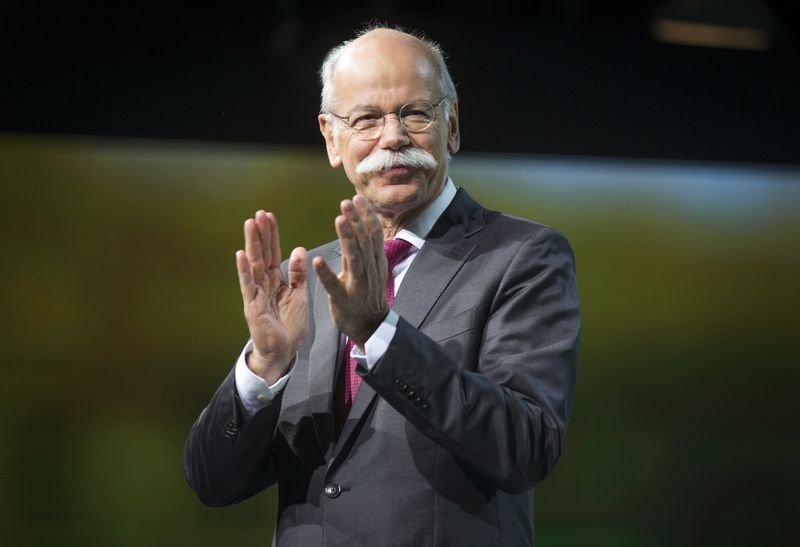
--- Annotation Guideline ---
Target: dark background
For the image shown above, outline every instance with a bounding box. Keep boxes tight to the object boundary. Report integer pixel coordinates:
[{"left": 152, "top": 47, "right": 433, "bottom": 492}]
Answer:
[{"left": 3, "top": 0, "right": 799, "bottom": 162}]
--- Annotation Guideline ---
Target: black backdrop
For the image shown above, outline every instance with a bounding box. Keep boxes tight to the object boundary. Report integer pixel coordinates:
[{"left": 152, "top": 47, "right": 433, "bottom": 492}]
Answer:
[{"left": 3, "top": 1, "right": 799, "bottom": 163}]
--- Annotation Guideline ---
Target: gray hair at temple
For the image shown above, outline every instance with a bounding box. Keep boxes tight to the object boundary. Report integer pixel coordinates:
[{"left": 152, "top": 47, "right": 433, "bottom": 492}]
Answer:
[{"left": 319, "top": 26, "right": 458, "bottom": 124}]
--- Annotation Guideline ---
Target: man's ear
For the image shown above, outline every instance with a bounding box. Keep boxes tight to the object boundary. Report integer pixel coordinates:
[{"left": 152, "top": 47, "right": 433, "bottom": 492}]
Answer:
[
  {"left": 318, "top": 114, "right": 343, "bottom": 168},
  {"left": 446, "top": 100, "right": 460, "bottom": 154}
]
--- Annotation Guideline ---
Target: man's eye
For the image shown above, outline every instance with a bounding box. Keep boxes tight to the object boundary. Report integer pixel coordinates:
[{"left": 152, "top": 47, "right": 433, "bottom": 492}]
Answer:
[{"left": 351, "top": 113, "right": 381, "bottom": 128}]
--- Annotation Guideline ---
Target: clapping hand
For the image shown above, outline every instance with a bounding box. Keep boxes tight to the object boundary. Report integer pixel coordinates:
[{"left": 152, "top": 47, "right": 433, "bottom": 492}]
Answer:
[
  {"left": 236, "top": 210, "right": 308, "bottom": 384},
  {"left": 313, "top": 195, "right": 388, "bottom": 349}
]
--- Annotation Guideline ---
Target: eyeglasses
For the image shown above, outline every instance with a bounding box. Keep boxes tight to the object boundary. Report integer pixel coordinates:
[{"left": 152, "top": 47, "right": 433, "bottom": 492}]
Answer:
[{"left": 327, "top": 98, "right": 447, "bottom": 140}]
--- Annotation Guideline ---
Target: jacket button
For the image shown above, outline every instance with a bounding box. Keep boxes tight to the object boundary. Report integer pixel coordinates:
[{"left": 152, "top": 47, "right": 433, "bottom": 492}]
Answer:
[
  {"left": 224, "top": 423, "right": 239, "bottom": 439},
  {"left": 323, "top": 483, "right": 342, "bottom": 498}
]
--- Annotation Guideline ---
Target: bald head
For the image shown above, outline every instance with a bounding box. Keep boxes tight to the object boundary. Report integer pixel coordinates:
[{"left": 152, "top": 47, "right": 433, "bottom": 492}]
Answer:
[
  {"left": 343, "top": 27, "right": 431, "bottom": 61},
  {"left": 319, "top": 27, "right": 457, "bottom": 115}
]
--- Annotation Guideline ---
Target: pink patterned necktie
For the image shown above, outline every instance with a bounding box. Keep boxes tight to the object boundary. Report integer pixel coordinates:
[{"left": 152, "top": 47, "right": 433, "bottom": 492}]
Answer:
[{"left": 335, "top": 238, "right": 413, "bottom": 431}]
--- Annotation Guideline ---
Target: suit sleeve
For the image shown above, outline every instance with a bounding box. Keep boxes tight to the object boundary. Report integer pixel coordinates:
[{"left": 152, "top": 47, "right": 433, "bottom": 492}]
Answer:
[
  {"left": 183, "top": 367, "right": 282, "bottom": 506},
  {"left": 362, "top": 227, "right": 580, "bottom": 494}
]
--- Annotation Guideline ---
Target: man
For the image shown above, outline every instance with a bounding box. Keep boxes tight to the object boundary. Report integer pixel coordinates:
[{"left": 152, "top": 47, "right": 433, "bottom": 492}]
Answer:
[{"left": 184, "top": 26, "right": 580, "bottom": 546}]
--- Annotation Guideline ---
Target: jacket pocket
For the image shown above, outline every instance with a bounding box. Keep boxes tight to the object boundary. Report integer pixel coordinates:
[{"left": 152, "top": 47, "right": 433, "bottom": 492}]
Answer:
[{"left": 423, "top": 306, "right": 478, "bottom": 341}]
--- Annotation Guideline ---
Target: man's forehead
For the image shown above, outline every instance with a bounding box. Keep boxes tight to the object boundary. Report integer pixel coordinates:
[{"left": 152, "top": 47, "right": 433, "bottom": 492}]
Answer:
[{"left": 332, "top": 34, "right": 437, "bottom": 107}]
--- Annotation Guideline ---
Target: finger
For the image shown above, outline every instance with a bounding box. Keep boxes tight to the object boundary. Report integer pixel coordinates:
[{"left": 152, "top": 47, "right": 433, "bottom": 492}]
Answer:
[
  {"left": 353, "top": 195, "right": 384, "bottom": 262},
  {"left": 313, "top": 256, "right": 346, "bottom": 300},
  {"left": 288, "top": 247, "right": 308, "bottom": 289},
  {"left": 335, "top": 214, "right": 360, "bottom": 275},
  {"left": 236, "top": 250, "right": 256, "bottom": 302},
  {"left": 254, "top": 210, "right": 273, "bottom": 269},
  {"left": 343, "top": 198, "right": 374, "bottom": 259},
  {"left": 244, "top": 218, "right": 266, "bottom": 283},
  {"left": 351, "top": 196, "right": 383, "bottom": 280},
  {"left": 266, "top": 212, "right": 282, "bottom": 268}
]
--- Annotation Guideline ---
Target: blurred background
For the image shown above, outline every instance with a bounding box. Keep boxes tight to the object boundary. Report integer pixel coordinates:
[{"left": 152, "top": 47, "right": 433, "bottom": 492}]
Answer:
[{"left": 1, "top": 1, "right": 798, "bottom": 546}]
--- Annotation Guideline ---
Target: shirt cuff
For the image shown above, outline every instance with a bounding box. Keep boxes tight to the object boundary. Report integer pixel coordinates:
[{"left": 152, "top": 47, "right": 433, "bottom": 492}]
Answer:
[
  {"left": 234, "top": 339, "right": 292, "bottom": 417},
  {"left": 351, "top": 310, "right": 400, "bottom": 370}
]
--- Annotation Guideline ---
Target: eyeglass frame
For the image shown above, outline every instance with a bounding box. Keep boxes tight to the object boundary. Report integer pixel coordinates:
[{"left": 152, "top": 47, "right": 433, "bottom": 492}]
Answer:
[{"left": 325, "top": 97, "right": 449, "bottom": 139}]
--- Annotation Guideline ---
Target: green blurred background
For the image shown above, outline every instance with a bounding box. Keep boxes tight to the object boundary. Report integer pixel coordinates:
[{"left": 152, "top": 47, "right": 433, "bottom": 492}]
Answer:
[{"left": 1, "top": 132, "right": 798, "bottom": 546}]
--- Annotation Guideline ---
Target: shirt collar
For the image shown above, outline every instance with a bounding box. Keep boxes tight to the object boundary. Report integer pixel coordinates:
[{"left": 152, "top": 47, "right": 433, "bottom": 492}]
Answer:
[{"left": 395, "top": 177, "right": 457, "bottom": 249}]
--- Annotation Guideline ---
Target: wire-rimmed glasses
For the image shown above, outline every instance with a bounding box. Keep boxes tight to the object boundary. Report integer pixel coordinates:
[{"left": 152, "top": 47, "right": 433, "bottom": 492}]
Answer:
[{"left": 327, "top": 98, "right": 447, "bottom": 140}]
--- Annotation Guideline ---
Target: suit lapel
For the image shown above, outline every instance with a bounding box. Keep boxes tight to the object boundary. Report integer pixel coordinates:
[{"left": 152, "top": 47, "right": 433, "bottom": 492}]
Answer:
[
  {"left": 395, "top": 188, "right": 486, "bottom": 328},
  {"left": 308, "top": 250, "right": 342, "bottom": 460},
  {"left": 327, "top": 369, "right": 379, "bottom": 477},
  {"left": 326, "top": 189, "right": 486, "bottom": 477},
  {"left": 278, "top": 247, "right": 342, "bottom": 463}
]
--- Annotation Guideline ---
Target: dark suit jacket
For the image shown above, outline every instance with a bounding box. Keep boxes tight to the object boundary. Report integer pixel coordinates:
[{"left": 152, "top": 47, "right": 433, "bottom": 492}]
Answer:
[{"left": 184, "top": 188, "right": 580, "bottom": 546}]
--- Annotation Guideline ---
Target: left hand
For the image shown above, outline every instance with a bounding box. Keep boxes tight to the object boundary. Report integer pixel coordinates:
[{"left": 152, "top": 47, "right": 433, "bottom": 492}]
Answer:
[{"left": 313, "top": 195, "right": 388, "bottom": 348}]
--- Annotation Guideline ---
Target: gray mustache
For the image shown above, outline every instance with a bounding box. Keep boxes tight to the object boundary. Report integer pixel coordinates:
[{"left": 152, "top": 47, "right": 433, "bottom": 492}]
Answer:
[{"left": 356, "top": 148, "right": 438, "bottom": 174}]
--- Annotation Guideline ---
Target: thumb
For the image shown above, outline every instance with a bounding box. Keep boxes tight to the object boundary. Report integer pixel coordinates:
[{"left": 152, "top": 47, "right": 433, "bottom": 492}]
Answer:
[{"left": 288, "top": 247, "right": 308, "bottom": 289}]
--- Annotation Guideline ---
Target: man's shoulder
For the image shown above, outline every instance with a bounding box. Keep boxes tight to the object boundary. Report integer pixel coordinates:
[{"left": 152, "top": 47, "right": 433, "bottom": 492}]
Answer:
[
  {"left": 279, "top": 240, "right": 339, "bottom": 272},
  {"left": 452, "top": 187, "right": 569, "bottom": 246},
  {"left": 300, "top": 239, "right": 342, "bottom": 264},
  {"left": 306, "top": 239, "right": 340, "bottom": 258},
  {"left": 482, "top": 207, "right": 571, "bottom": 251},
  {"left": 488, "top": 209, "right": 551, "bottom": 234}
]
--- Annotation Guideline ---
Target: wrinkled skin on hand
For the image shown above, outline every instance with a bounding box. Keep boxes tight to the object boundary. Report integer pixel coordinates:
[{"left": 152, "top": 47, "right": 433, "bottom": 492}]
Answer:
[
  {"left": 313, "top": 195, "right": 389, "bottom": 349},
  {"left": 236, "top": 210, "right": 308, "bottom": 385}
]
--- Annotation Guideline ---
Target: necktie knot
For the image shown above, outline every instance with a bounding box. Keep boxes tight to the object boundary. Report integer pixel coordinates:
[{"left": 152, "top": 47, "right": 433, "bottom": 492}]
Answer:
[{"left": 384, "top": 238, "right": 413, "bottom": 270}]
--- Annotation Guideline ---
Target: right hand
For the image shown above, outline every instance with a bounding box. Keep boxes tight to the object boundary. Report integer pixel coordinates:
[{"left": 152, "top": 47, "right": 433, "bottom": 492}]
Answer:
[{"left": 236, "top": 210, "right": 308, "bottom": 385}]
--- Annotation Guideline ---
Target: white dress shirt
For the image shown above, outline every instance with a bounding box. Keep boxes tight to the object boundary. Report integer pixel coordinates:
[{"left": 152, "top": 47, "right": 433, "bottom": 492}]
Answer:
[{"left": 235, "top": 178, "right": 458, "bottom": 416}]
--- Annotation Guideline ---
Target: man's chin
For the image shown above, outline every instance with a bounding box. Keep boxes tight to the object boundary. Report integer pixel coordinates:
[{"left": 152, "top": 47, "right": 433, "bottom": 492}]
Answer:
[{"left": 368, "top": 185, "right": 422, "bottom": 213}]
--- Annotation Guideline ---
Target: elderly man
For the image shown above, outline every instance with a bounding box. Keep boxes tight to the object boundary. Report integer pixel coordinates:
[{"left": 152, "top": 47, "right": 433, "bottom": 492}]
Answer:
[{"left": 184, "top": 26, "right": 580, "bottom": 546}]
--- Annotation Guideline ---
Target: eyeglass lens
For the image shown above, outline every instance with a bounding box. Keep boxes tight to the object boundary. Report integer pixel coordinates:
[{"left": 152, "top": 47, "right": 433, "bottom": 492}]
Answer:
[{"left": 346, "top": 101, "right": 437, "bottom": 138}]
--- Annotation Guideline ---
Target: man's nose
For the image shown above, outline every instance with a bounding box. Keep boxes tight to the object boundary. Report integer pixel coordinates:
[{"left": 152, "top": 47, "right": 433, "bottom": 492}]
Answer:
[{"left": 378, "top": 114, "right": 411, "bottom": 149}]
